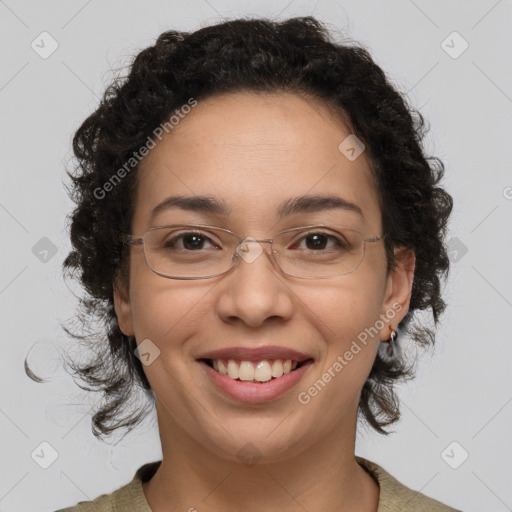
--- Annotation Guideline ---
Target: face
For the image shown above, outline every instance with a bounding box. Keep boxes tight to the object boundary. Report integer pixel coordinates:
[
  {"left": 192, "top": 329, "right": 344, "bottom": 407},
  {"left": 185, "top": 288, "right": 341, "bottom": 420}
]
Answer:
[{"left": 114, "top": 91, "right": 414, "bottom": 463}]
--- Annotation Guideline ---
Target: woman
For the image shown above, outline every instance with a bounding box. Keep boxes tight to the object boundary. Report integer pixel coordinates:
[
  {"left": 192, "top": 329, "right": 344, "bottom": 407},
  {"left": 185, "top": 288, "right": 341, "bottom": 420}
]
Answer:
[{"left": 48, "top": 16, "right": 460, "bottom": 511}]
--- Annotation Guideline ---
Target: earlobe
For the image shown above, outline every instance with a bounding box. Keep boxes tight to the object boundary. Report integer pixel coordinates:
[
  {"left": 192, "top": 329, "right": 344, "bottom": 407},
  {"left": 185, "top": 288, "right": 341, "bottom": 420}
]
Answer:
[
  {"left": 380, "top": 247, "right": 415, "bottom": 334},
  {"left": 113, "top": 282, "right": 135, "bottom": 336}
]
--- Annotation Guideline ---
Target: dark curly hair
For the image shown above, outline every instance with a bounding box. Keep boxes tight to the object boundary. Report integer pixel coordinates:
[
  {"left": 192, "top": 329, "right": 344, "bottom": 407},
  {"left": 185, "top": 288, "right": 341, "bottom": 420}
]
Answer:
[{"left": 25, "top": 16, "right": 453, "bottom": 440}]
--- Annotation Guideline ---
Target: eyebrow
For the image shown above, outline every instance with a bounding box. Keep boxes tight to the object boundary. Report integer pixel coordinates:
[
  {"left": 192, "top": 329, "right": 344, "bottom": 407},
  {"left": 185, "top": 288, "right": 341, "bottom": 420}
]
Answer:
[{"left": 150, "top": 194, "right": 364, "bottom": 222}]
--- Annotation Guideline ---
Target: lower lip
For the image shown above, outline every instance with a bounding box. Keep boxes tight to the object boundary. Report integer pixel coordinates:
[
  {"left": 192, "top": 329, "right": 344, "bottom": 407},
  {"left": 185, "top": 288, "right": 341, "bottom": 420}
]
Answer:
[{"left": 198, "top": 360, "right": 313, "bottom": 403}]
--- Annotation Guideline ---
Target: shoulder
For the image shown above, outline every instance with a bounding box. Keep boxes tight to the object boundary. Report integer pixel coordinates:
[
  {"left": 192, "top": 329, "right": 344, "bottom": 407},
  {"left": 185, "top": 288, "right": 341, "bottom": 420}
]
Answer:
[
  {"left": 53, "top": 461, "right": 161, "bottom": 512},
  {"left": 53, "top": 490, "right": 114, "bottom": 512},
  {"left": 53, "top": 483, "right": 126, "bottom": 512},
  {"left": 356, "top": 456, "right": 463, "bottom": 512}
]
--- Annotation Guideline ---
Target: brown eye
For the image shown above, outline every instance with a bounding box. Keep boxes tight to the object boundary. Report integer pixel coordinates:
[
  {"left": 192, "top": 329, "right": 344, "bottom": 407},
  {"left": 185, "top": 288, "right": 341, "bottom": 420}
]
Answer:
[
  {"left": 162, "top": 232, "right": 217, "bottom": 251},
  {"left": 290, "top": 232, "right": 346, "bottom": 251}
]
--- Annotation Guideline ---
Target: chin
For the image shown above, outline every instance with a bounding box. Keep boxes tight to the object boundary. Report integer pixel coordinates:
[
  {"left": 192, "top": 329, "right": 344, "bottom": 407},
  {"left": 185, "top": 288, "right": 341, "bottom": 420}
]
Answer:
[{"left": 195, "top": 418, "right": 313, "bottom": 465}]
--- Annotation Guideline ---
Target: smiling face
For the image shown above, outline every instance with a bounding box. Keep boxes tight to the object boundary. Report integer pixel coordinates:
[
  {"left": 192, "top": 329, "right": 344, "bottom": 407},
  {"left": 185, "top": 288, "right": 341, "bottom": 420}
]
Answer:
[{"left": 114, "top": 91, "right": 414, "bottom": 463}]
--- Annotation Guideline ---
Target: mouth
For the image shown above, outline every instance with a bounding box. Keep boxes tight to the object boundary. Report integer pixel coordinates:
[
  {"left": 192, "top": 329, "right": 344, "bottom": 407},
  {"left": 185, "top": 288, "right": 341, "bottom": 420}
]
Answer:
[
  {"left": 199, "top": 357, "right": 314, "bottom": 383},
  {"left": 197, "top": 355, "right": 314, "bottom": 403},
  {"left": 196, "top": 345, "right": 315, "bottom": 403}
]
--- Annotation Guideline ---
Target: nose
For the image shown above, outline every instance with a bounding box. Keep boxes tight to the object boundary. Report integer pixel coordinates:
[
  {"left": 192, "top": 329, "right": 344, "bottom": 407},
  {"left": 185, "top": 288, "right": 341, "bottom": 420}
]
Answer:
[{"left": 215, "top": 238, "right": 294, "bottom": 328}]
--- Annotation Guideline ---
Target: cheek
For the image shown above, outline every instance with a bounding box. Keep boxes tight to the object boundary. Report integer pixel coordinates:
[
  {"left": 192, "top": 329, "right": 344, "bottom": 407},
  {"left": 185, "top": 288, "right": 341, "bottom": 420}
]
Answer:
[
  {"left": 293, "top": 313, "right": 381, "bottom": 436},
  {"left": 129, "top": 266, "right": 214, "bottom": 350},
  {"left": 294, "top": 275, "right": 384, "bottom": 401},
  {"left": 128, "top": 278, "right": 218, "bottom": 403},
  {"left": 299, "top": 271, "right": 385, "bottom": 346}
]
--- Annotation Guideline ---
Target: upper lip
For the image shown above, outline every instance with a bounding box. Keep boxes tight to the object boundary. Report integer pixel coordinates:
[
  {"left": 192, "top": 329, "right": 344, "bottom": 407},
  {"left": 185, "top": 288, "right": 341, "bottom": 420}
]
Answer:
[{"left": 197, "top": 345, "right": 313, "bottom": 362}]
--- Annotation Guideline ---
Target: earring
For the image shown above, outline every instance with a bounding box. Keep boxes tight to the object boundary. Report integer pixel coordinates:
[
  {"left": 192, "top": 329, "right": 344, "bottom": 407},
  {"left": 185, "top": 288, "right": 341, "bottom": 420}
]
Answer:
[{"left": 386, "top": 328, "right": 397, "bottom": 357}]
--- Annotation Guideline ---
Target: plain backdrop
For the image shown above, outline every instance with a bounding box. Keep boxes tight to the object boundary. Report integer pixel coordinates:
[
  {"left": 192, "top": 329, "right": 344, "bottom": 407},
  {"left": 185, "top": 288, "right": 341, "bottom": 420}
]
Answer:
[{"left": 1, "top": 1, "right": 511, "bottom": 511}]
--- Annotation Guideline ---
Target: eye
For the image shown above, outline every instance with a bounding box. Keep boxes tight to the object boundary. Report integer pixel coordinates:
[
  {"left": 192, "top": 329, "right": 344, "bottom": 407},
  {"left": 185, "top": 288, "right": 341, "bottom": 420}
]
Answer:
[
  {"left": 162, "top": 231, "right": 220, "bottom": 251},
  {"left": 289, "top": 232, "right": 347, "bottom": 251}
]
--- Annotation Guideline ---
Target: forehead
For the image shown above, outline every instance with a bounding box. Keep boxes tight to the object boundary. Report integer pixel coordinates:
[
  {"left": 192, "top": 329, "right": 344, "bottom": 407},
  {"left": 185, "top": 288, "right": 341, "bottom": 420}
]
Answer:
[{"left": 133, "top": 91, "right": 381, "bottom": 233}]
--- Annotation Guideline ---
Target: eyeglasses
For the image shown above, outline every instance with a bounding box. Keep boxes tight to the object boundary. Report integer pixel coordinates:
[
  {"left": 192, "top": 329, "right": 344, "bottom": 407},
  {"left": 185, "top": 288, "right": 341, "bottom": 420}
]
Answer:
[{"left": 122, "top": 224, "right": 385, "bottom": 280}]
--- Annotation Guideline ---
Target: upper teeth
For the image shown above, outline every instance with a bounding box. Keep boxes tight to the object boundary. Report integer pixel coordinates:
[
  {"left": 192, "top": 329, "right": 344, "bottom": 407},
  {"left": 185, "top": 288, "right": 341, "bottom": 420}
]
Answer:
[{"left": 212, "top": 359, "right": 299, "bottom": 382}]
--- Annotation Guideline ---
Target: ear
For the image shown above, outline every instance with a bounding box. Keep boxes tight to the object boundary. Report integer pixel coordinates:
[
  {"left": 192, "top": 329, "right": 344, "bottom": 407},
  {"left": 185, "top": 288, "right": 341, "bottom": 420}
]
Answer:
[
  {"left": 113, "top": 277, "right": 135, "bottom": 337},
  {"left": 379, "top": 246, "right": 415, "bottom": 340}
]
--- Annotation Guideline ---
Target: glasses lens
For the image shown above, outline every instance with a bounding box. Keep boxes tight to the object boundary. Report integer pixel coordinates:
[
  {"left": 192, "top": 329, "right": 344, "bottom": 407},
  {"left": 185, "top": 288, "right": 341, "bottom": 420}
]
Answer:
[
  {"left": 143, "top": 226, "right": 237, "bottom": 278},
  {"left": 273, "top": 226, "right": 364, "bottom": 278}
]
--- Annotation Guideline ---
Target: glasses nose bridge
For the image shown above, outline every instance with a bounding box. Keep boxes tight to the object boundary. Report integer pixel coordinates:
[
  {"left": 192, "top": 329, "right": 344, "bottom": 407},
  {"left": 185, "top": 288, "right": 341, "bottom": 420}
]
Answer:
[
  {"left": 233, "top": 236, "right": 280, "bottom": 270},
  {"left": 240, "top": 236, "right": 273, "bottom": 244},
  {"left": 235, "top": 236, "right": 274, "bottom": 255}
]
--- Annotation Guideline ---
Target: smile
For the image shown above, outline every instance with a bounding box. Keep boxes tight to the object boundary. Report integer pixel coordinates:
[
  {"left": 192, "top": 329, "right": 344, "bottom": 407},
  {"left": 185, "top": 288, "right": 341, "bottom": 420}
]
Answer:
[{"left": 198, "top": 358, "right": 314, "bottom": 403}]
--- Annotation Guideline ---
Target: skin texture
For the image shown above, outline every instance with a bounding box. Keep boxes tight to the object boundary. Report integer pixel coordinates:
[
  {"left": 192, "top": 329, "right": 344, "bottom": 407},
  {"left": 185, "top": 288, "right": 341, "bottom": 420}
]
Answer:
[{"left": 114, "top": 91, "right": 415, "bottom": 512}]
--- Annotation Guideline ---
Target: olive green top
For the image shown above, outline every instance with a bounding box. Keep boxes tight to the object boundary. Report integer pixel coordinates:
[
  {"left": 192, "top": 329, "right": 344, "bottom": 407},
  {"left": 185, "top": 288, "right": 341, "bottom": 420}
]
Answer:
[{"left": 55, "top": 456, "right": 462, "bottom": 511}]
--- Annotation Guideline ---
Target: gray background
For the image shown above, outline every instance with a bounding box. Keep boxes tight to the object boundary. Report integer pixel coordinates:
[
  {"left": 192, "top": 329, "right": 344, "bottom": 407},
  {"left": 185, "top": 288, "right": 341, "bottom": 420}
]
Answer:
[{"left": 1, "top": 1, "right": 511, "bottom": 511}]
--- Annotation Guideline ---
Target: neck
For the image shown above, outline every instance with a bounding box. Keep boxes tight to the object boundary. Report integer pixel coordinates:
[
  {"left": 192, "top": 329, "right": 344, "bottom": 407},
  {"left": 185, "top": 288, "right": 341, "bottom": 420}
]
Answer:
[{"left": 142, "top": 403, "right": 379, "bottom": 512}]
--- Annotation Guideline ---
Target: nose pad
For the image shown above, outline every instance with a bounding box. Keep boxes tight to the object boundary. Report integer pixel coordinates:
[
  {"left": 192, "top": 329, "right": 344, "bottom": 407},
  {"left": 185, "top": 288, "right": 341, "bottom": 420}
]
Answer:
[{"left": 235, "top": 238, "right": 264, "bottom": 264}]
